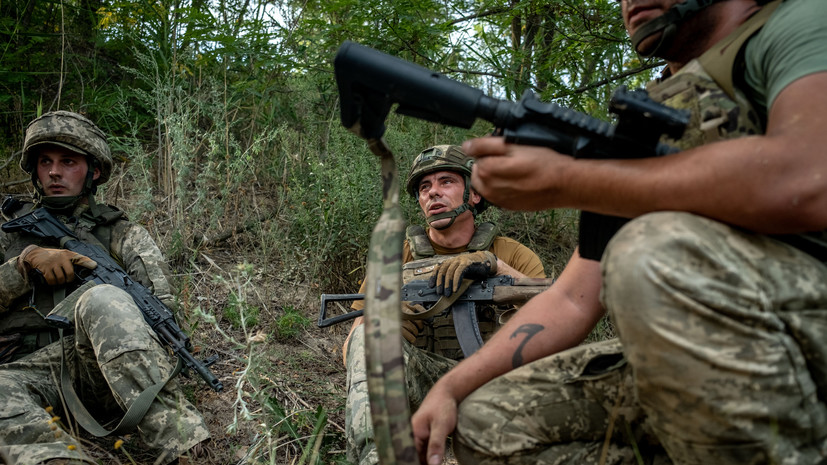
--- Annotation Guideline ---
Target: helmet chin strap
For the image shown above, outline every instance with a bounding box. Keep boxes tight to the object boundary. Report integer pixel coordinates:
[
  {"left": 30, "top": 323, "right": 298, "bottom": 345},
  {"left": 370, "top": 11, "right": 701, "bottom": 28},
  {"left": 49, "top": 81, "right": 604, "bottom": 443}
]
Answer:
[
  {"left": 422, "top": 174, "right": 476, "bottom": 231},
  {"left": 630, "top": 0, "right": 725, "bottom": 58},
  {"left": 426, "top": 203, "right": 473, "bottom": 230}
]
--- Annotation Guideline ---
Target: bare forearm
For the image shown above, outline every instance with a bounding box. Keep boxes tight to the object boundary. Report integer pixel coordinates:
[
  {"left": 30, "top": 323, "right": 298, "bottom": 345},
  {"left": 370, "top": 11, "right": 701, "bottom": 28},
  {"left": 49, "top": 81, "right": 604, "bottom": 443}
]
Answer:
[
  {"left": 469, "top": 73, "right": 827, "bottom": 234},
  {"left": 432, "top": 251, "right": 603, "bottom": 400},
  {"left": 496, "top": 259, "right": 526, "bottom": 279},
  {"left": 559, "top": 137, "right": 827, "bottom": 233}
]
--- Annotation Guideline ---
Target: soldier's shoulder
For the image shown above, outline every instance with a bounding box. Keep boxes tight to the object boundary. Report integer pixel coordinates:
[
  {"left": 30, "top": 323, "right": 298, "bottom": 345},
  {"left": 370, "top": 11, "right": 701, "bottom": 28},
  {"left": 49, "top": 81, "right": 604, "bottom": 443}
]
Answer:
[{"left": 491, "top": 235, "right": 540, "bottom": 257}]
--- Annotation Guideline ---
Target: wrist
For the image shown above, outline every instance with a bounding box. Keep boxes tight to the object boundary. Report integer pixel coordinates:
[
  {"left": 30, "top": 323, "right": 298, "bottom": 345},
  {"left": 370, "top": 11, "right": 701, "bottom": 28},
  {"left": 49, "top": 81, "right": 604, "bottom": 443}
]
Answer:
[
  {"left": 16, "top": 244, "right": 39, "bottom": 277},
  {"left": 433, "top": 366, "right": 474, "bottom": 404}
]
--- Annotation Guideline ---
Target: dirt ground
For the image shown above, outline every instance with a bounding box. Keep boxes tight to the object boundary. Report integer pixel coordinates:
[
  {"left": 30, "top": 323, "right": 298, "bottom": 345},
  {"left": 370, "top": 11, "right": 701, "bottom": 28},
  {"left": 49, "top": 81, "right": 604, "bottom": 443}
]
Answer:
[{"left": 75, "top": 246, "right": 355, "bottom": 465}]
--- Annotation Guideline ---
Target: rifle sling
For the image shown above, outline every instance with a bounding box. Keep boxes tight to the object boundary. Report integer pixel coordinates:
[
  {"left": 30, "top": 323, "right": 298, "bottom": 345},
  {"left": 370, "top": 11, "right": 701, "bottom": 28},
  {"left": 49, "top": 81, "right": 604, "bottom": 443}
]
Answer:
[
  {"left": 57, "top": 328, "right": 183, "bottom": 437},
  {"left": 400, "top": 278, "right": 473, "bottom": 321}
]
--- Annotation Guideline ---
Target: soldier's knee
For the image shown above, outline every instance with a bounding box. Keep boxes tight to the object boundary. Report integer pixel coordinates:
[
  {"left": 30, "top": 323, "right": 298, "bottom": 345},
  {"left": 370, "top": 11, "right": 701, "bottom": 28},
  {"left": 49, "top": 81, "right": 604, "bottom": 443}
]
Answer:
[
  {"left": 76, "top": 284, "right": 138, "bottom": 320},
  {"left": 602, "top": 212, "right": 720, "bottom": 319}
]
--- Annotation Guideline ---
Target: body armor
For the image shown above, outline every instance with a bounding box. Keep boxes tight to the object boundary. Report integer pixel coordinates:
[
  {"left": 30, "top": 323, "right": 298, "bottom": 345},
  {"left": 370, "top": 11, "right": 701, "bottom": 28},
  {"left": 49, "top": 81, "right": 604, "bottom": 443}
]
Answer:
[{"left": 404, "top": 223, "right": 505, "bottom": 360}]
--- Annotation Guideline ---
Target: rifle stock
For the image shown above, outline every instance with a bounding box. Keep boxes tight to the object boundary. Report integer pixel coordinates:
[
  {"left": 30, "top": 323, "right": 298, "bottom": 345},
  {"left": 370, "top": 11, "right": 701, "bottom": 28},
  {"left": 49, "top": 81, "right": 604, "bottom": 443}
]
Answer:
[{"left": 2, "top": 208, "right": 223, "bottom": 392}]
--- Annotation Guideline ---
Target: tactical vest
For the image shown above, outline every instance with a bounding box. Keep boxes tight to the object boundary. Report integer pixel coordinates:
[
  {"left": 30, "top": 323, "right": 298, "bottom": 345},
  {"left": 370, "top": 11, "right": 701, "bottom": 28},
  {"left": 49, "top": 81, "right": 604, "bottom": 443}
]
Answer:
[
  {"left": 644, "top": 1, "right": 776, "bottom": 148},
  {"left": 406, "top": 221, "right": 498, "bottom": 259},
  {"left": 1, "top": 201, "right": 125, "bottom": 344},
  {"left": 403, "top": 222, "right": 506, "bottom": 361},
  {"left": 644, "top": 1, "right": 827, "bottom": 259}
]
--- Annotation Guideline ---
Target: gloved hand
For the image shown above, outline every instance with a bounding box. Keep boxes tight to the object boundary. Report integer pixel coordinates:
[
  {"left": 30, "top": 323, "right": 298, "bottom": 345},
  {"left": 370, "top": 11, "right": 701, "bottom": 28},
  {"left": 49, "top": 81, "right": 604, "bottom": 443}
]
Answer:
[
  {"left": 17, "top": 244, "right": 97, "bottom": 286},
  {"left": 429, "top": 251, "right": 498, "bottom": 297},
  {"left": 401, "top": 302, "right": 426, "bottom": 344}
]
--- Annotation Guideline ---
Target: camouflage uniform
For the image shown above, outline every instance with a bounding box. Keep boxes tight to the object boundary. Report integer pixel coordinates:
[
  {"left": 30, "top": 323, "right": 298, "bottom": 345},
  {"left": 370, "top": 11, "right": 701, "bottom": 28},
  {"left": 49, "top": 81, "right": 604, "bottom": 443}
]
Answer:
[
  {"left": 454, "top": 2, "right": 827, "bottom": 464},
  {"left": 0, "top": 204, "right": 209, "bottom": 465},
  {"left": 456, "top": 213, "right": 827, "bottom": 464},
  {"left": 346, "top": 325, "right": 457, "bottom": 465},
  {"left": 0, "top": 112, "right": 208, "bottom": 464},
  {"left": 346, "top": 244, "right": 543, "bottom": 465},
  {"left": 454, "top": 340, "right": 671, "bottom": 465},
  {"left": 346, "top": 145, "right": 545, "bottom": 465}
]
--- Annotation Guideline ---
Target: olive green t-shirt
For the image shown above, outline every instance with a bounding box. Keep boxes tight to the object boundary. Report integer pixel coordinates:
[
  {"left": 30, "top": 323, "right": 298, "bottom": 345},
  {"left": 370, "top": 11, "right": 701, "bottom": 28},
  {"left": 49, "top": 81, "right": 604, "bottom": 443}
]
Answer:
[
  {"left": 742, "top": 0, "right": 827, "bottom": 258},
  {"left": 744, "top": 0, "right": 827, "bottom": 116}
]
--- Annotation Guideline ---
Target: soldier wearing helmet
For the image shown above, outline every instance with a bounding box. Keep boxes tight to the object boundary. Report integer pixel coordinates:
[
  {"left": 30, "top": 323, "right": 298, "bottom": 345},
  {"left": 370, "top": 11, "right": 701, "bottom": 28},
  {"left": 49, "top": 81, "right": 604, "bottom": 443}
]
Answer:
[
  {"left": 0, "top": 112, "right": 210, "bottom": 464},
  {"left": 19, "top": 111, "right": 113, "bottom": 214},
  {"left": 405, "top": 145, "right": 487, "bottom": 231},
  {"left": 414, "top": 1, "right": 827, "bottom": 465},
  {"left": 341, "top": 145, "right": 545, "bottom": 465}
]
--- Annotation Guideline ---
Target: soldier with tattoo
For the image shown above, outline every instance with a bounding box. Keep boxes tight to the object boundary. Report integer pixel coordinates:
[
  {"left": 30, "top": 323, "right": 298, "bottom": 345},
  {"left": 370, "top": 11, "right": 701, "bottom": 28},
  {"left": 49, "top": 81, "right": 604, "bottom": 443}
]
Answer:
[{"left": 413, "top": 1, "right": 827, "bottom": 464}]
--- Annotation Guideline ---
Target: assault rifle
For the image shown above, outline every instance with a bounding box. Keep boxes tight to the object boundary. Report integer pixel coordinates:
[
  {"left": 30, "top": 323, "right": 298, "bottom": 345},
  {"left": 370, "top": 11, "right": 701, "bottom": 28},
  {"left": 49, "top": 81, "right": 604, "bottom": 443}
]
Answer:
[
  {"left": 319, "top": 275, "right": 553, "bottom": 357},
  {"left": 334, "top": 41, "right": 692, "bottom": 259},
  {"left": 335, "top": 40, "right": 689, "bottom": 158},
  {"left": 2, "top": 208, "right": 223, "bottom": 392}
]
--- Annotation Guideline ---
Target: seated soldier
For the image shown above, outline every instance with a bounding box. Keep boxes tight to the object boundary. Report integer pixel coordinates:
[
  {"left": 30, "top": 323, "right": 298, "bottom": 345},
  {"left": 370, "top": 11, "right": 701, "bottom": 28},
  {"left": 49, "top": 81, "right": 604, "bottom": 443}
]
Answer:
[
  {"left": 342, "top": 145, "right": 546, "bottom": 465},
  {"left": 0, "top": 111, "right": 209, "bottom": 464}
]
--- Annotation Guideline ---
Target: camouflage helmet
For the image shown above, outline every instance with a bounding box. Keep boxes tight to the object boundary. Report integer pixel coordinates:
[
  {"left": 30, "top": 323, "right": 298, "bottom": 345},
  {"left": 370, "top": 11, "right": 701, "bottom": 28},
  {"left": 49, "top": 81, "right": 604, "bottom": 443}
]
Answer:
[
  {"left": 21, "top": 111, "right": 112, "bottom": 185},
  {"left": 406, "top": 145, "right": 487, "bottom": 227},
  {"left": 405, "top": 145, "right": 474, "bottom": 197}
]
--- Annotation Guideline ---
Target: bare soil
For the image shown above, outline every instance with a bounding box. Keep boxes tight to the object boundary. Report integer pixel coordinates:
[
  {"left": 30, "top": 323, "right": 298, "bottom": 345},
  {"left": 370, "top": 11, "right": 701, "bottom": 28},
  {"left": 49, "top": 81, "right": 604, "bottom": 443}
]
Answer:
[{"left": 78, "top": 247, "right": 353, "bottom": 465}]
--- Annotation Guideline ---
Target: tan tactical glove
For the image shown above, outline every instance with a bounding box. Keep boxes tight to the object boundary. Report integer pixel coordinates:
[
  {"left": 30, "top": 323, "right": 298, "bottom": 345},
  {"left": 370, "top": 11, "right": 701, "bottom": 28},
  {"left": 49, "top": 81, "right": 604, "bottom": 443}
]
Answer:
[
  {"left": 429, "top": 250, "right": 498, "bottom": 297},
  {"left": 17, "top": 244, "right": 97, "bottom": 286},
  {"left": 401, "top": 302, "right": 426, "bottom": 344}
]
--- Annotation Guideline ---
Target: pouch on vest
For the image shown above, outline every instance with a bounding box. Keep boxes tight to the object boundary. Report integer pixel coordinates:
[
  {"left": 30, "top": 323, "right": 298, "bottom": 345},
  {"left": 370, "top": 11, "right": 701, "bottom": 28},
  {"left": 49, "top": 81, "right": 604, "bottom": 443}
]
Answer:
[{"left": 402, "top": 255, "right": 504, "bottom": 361}]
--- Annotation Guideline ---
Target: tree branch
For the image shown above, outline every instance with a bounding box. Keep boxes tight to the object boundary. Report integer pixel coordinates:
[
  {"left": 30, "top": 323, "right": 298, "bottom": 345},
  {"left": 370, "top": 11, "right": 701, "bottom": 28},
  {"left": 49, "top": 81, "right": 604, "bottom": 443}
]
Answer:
[
  {"left": 553, "top": 61, "right": 665, "bottom": 98},
  {"left": 446, "top": 7, "right": 510, "bottom": 26}
]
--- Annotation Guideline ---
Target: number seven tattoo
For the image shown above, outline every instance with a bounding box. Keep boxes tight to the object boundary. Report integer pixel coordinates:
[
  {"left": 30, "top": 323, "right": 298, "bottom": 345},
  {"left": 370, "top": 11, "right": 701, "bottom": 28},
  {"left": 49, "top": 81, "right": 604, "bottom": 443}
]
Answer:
[{"left": 510, "top": 323, "right": 544, "bottom": 368}]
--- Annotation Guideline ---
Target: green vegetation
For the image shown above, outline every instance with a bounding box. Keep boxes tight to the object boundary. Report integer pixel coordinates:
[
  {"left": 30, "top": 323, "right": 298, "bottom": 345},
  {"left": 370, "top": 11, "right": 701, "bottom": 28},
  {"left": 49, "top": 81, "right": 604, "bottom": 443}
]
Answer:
[
  {"left": 275, "top": 305, "right": 312, "bottom": 341},
  {"left": 0, "top": 1, "right": 658, "bottom": 463}
]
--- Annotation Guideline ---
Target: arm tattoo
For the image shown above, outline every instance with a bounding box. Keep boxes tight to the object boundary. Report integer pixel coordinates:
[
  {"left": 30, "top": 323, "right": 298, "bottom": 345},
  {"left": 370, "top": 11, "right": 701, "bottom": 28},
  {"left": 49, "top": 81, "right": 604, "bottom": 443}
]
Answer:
[{"left": 509, "top": 323, "right": 544, "bottom": 368}]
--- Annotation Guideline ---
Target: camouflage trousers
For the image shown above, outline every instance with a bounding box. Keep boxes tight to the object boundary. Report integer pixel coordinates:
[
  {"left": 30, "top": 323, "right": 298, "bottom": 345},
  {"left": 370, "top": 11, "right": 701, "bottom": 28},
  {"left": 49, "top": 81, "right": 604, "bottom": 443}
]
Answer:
[
  {"left": 345, "top": 324, "right": 457, "bottom": 465},
  {"left": 456, "top": 212, "right": 827, "bottom": 465},
  {"left": 454, "top": 339, "right": 671, "bottom": 465},
  {"left": 0, "top": 284, "right": 209, "bottom": 465}
]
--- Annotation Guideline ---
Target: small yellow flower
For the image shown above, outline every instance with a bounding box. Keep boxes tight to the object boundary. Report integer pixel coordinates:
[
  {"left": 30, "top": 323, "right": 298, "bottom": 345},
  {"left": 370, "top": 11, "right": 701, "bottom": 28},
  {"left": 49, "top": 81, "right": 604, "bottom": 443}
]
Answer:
[
  {"left": 45, "top": 406, "right": 54, "bottom": 413},
  {"left": 114, "top": 439, "right": 124, "bottom": 450},
  {"left": 50, "top": 416, "right": 60, "bottom": 423},
  {"left": 67, "top": 445, "right": 76, "bottom": 450}
]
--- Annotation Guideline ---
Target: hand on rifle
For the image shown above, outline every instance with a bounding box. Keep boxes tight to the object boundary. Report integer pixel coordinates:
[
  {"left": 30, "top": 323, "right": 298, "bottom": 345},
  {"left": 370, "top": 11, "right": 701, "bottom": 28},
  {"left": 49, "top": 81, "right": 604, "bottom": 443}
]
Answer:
[
  {"left": 401, "top": 302, "right": 426, "bottom": 343},
  {"left": 429, "top": 251, "right": 498, "bottom": 297},
  {"left": 17, "top": 244, "right": 97, "bottom": 286}
]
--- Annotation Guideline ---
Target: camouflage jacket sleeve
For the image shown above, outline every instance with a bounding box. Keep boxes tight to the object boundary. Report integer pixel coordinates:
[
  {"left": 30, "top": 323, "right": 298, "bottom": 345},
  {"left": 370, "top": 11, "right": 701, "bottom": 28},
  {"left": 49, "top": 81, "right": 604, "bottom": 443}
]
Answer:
[
  {"left": 0, "top": 231, "right": 32, "bottom": 313},
  {"left": 110, "top": 220, "right": 176, "bottom": 309}
]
